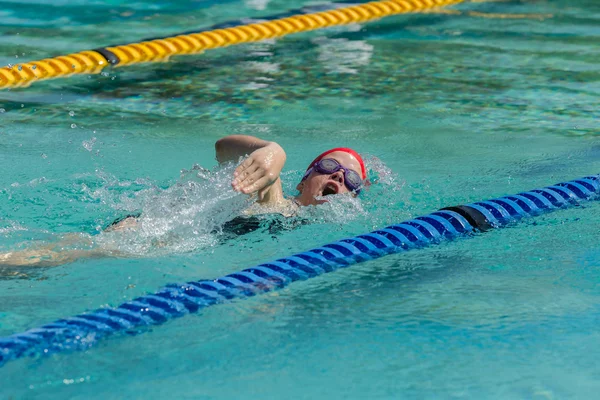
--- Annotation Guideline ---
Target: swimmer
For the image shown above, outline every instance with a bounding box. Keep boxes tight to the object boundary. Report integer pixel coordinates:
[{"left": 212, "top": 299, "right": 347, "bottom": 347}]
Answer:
[
  {"left": 109, "top": 134, "right": 366, "bottom": 229},
  {"left": 0, "top": 135, "right": 367, "bottom": 268}
]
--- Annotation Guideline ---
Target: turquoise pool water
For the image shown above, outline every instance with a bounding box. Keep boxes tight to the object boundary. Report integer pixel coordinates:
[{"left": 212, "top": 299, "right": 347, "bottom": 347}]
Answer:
[{"left": 1, "top": 0, "right": 600, "bottom": 397}]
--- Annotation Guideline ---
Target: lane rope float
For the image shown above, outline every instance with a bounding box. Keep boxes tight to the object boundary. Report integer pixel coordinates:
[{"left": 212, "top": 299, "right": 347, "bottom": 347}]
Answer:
[
  {"left": 1, "top": 174, "right": 598, "bottom": 366},
  {"left": 0, "top": 0, "right": 463, "bottom": 89}
]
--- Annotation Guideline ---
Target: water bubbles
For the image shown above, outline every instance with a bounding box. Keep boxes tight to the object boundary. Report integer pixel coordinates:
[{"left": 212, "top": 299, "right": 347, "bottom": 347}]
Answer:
[
  {"left": 69, "top": 110, "right": 75, "bottom": 117},
  {"left": 0, "top": 108, "right": 5, "bottom": 113},
  {"left": 14, "top": 55, "right": 18, "bottom": 59},
  {"left": 300, "top": 193, "right": 366, "bottom": 224},
  {"left": 17, "top": 65, "right": 22, "bottom": 71},
  {"left": 7, "top": 64, "right": 13, "bottom": 69},
  {"left": 31, "top": 64, "right": 37, "bottom": 70},
  {"left": 364, "top": 155, "right": 402, "bottom": 188},
  {"left": 82, "top": 137, "right": 96, "bottom": 152},
  {"left": 101, "top": 71, "right": 109, "bottom": 77},
  {"left": 71, "top": 123, "right": 77, "bottom": 129},
  {"left": 41, "top": 153, "right": 47, "bottom": 159}
]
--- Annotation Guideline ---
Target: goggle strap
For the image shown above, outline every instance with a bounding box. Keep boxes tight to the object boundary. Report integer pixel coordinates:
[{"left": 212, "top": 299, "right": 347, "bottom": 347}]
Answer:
[{"left": 301, "top": 167, "right": 314, "bottom": 182}]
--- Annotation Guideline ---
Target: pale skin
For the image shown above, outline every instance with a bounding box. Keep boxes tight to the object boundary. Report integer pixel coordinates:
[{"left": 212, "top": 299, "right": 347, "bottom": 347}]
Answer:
[
  {"left": 0, "top": 135, "right": 364, "bottom": 267},
  {"left": 216, "top": 135, "right": 363, "bottom": 208}
]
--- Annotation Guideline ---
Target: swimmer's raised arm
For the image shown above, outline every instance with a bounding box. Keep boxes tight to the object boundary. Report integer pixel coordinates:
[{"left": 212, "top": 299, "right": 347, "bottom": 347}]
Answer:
[
  {"left": 215, "top": 135, "right": 273, "bottom": 163},
  {"left": 215, "top": 135, "right": 286, "bottom": 204}
]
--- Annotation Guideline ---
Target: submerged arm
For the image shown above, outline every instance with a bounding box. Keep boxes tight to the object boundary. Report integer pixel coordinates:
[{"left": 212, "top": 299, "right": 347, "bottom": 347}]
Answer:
[
  {"left": 215, "top": 135, "right": 286, "bottom": 203},
  {"left": 0, "top": 233, "right": 131, "bottom": 269},
  {"left": 0, "top": 247, "right": 122, "bottom": 268}
]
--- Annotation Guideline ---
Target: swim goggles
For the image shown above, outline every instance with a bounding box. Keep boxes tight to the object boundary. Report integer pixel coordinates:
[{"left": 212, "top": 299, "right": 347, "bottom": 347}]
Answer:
[{"left": 302, "top": 158, "right": 364, "bottom": 193}]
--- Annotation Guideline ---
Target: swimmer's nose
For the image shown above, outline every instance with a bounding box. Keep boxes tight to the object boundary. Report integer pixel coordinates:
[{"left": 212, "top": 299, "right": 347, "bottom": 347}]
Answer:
[{"left": 331, "top": 170, "right": 344, "bottom": 184}]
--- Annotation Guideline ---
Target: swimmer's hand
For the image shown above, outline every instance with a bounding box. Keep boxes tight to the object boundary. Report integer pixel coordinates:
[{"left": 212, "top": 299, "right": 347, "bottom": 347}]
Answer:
[{"left": 232, "top": 142, "right": 286, "bottom": 201}]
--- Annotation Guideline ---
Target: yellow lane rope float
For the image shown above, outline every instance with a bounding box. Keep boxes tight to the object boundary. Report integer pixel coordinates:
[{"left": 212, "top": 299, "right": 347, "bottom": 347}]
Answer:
[{"left": 0, "top": 0, "right": 463, "bottom": 89}]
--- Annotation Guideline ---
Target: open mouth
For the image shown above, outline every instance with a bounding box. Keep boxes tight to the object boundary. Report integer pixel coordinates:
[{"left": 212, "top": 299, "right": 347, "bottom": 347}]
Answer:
[{"left": 322, "top": 182, "right": 339, "bottom": 196}]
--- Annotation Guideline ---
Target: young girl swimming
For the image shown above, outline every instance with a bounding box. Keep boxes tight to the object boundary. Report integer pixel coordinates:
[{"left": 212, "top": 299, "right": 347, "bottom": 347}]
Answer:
[{"left": 0, "top": 135, "right": 367, "bottom": 268}]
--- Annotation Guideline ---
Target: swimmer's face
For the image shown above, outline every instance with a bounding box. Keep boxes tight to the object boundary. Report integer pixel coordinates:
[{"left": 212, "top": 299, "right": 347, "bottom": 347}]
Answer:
[{"left": 295, "top": 151, "right": 363, "bottom": 206}]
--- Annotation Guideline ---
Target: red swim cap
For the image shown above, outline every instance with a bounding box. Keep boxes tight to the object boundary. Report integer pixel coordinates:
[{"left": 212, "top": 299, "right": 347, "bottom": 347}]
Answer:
[{"left": 306, "top": 147, "right": 367, "bottom": 179}]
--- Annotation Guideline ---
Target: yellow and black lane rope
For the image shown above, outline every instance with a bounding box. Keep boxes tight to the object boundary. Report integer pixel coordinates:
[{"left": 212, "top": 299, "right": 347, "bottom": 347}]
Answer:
[{"left": 0, "top": 0, "right": 463, "bottom": 89}]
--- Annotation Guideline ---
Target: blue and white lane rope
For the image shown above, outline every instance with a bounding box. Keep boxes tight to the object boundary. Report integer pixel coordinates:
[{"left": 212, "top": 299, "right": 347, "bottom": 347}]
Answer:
[{"left": 1, "top": 174, "right": 598, "bottom": 366}]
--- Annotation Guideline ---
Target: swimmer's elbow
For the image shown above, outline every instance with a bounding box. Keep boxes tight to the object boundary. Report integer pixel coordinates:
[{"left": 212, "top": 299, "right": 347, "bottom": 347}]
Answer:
[{"left": 215, "top": 137, "right": 232, "bottom": 163}]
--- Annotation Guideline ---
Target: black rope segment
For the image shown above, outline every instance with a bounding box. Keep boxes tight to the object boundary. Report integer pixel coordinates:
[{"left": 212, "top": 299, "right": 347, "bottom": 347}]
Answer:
[
  {"left": 441, "top": 205, "right": 493, "bottom": 232},
  {"left": 93, "top": 48, "right": 120, "bottom": 65}
]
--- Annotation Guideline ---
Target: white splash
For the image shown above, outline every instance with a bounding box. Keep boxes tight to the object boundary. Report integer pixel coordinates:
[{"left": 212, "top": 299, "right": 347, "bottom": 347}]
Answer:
[{"left": 93, "top": 163, "right": 250, "bottom": 256}]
